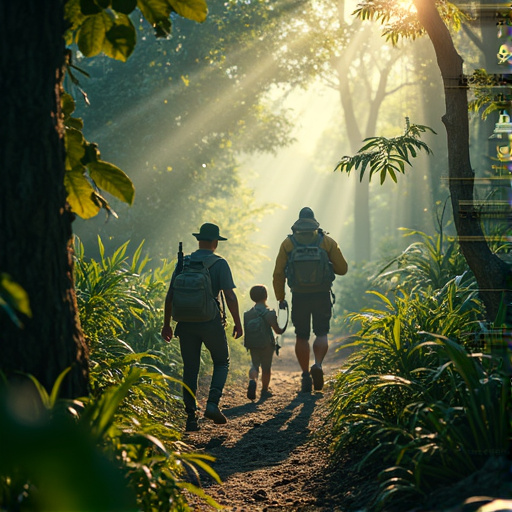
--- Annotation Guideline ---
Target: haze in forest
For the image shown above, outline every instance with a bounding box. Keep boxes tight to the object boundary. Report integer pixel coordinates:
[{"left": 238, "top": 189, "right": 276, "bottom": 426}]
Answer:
[{"left": 71, "top": 0, "right": 499, "bottom": 312}]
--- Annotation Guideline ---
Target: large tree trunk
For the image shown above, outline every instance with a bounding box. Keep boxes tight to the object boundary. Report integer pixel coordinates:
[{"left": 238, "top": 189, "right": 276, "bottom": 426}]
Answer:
[
  {"left": 0, "top": 1, "right": 89, "bottom": 397},
  {"left": 414, "top": 0, "right": 511, "bottom": 322}
]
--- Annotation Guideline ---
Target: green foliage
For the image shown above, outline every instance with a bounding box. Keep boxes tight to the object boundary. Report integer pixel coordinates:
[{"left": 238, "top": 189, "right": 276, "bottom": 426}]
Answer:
[
  {"left": 328, "top": 231, "right": 510, "bottom": 510},
  {"left": 334, "top": 120, "right": 435, "bottom": 185},
  {"left": 0, "top": 367, "right": 220, "bottom": 511},
  {"left": 65, "top": 0, "right": 208, "bottom": 60},
  {"left": 62, "top": 0, "right": 208, "bottom": 220},
  {"left": 63, "top": 92, "right": 135, "bottom": 219},
  {"left": 0, "top": 273, "right": 32, "bottom": 328},
  {"left": 353, "top": 0, "right": 471, "bottom": 45}
]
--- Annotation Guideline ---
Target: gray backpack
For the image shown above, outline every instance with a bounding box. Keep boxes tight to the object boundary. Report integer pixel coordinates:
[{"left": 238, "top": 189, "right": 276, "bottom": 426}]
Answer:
[
  {"left": 171, "top": 254, "right": 221, "bottom": 322},
  {"left": 285, "top": 233, "right": 335, "bottom": 293},
  {"left": 243, "top": 307, "right": 274, "bottom": 349}
]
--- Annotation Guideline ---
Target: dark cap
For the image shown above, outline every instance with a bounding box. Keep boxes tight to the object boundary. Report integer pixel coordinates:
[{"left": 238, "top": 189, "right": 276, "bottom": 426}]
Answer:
[
  {"left": 292, "top": 207, "right": 319, "bottom": 231},
  {"left": 299, "top": 207, "right": 315, "bottom": 219},
  {"left": 192, "top": 223, "right": 228, "bottom": 241}
]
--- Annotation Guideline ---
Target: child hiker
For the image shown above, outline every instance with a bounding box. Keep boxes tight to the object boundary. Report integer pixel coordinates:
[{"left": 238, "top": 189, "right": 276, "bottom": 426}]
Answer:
[{"left": 243, "top": 285, "right": 286, "bottom": 400}]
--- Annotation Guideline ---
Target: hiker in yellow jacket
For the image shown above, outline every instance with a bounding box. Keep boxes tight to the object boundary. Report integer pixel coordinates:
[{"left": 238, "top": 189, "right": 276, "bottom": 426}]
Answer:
[{"left": 273, "top": 207, "right": 348, "bottom": 392}]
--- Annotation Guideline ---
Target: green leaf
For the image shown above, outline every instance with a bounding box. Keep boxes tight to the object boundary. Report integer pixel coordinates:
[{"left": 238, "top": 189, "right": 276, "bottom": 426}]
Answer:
[
  {"left": 77, "top": 11, "right": 112, "bottom": 57},
  {"left": 0, "top": 274, "right": 32, "bottom": 318},
  {"left": 87, "top": 160, "right": 135, "bottom": 205},
  {"left": 65, "top": 168, "right": 101, "bottom": 219},
  {"left": 49, "top": 367, "right": 73, "bottom": 408},
  {"left": 137, "top": 0, "right": 172, "bottom": 37},
  {"left": 61, "top": 93, "right": 76, "bottom": 118},
  {"left": 103, "top": 15, "right": 137, "bottom": 62},
  {"left": 168, "top": 0, "right": 208, "bottom": 22},
  {"left": 80, "top": 0, "right": 102, "bottom": 15},
  {"left": 65, "top": 128, "right": 86, "bottom": 171},
  {"left": 112, "top": 0, "right": 137, "bottom": 13}
]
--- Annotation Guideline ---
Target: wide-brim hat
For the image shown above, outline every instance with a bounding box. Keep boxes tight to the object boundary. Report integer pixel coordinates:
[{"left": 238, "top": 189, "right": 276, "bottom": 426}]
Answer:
[{"left": 192, "top": 223, "right": 228, "bottom": 241}]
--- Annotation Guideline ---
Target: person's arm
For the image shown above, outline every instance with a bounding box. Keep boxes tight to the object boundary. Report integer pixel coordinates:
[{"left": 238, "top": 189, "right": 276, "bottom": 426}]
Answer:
[
  {"left": 161, "top": 284, "right": 174, "bottom": 342},
  {"left": 325, "top": 236, "right": 348, "bottom": 275},
  {"left": 268, "top": 310, "right": 285, "bottom": 335},
  {"left": 223, "top": 288, "right": 243, "bottom": 339},
  {"left": 272, "top": 240, "right": 289, "bottom": 302}
]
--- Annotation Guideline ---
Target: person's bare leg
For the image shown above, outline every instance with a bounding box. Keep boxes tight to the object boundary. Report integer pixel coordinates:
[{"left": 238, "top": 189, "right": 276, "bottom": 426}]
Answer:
[
  {"left": 295, "top": 337, "right": 312, "bottom": 392},
  {"left": 313, "top": 335, "right": 328, "bottom": 366},
  {"left": 295, "top": 337, "right": 310, "bottom": 372},
  {"left": 249, "top": 367, "right": 259, "bottom": 381},
  {"left": 311, "top": 335, "right": 328, "bottom": 390},
  {"left": 261, "top": 369, "right": 271, "bottom": 391}
]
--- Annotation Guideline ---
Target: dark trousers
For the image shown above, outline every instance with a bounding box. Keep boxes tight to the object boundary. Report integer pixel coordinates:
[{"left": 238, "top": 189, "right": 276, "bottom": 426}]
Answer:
[{"left": 176, "top": 316, "right": 230, "bottom": 414}]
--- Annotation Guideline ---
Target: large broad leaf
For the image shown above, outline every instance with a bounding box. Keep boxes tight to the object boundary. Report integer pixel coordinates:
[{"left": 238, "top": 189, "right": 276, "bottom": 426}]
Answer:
[
  {"left": 65, "top": 128, "right": 86, "bottom": 171},
  {"left": 77, "top": 11, "right": 112, "bottom": 57},
  {"left": 65, "top": 0, "right": 86, "bottom": 42},
  {"left": 65, "top": 168, "right": 101, "bottom": 219},
  {"left": 80, "top": 0, "right": 102, "bottom": 15},
  {"left": 88, "top": 160, "right": 135, "bottom": 205},
  {"left": 137, "top": 0, "right": 172, "bottom": 37},
  {"left": 168, "top": 0, "right": 207, "bottom": 22},
  {"left": 112, "top": 0, "right": 137, "bottom": 14},
  {"left": 103, "top": 15, "right": 137, "bottom": 62}
]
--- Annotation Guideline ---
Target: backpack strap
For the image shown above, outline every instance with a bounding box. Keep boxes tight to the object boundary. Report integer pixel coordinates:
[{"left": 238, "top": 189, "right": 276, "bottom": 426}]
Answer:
[
  {"left": 287, "top": 232, "right": 323, "bottom": 248},
  {"left": 201, "top": 253, "right": 225, "bottom": 324}
]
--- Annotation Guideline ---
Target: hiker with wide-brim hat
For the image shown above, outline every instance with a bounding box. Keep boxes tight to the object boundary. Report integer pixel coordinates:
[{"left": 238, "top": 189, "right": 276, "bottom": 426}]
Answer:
[
  {"left": 272, "top": 207, "right": 348, "bottom": 393},
  {"left": 161, "top": 222, "right": 243, "bottom": 431}
]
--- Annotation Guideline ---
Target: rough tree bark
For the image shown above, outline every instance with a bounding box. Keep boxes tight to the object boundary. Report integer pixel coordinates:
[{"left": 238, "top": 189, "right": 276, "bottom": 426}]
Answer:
[
  {"left": 413, "top": 0, "right": 511, "bottom": 322},
  {"left": 0, "top": 1, "right": 89, "bottom": 396}
]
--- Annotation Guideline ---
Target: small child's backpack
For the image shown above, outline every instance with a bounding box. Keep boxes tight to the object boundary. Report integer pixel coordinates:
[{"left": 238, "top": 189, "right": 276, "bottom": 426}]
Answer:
[
  {"left": 243, "top": 307, "right": 274, "bottom": 349},
  {"left": 172, "top": 254, "right": 222, "bottom": 322},
  {"left": 285, "top": 233, "right": 335, "bottom": 293}
]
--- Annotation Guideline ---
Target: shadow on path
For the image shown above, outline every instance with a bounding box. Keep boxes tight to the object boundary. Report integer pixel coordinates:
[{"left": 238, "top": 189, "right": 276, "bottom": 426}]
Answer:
[{"left": 200, "top": 392, "right": 322, "bottom": 482}]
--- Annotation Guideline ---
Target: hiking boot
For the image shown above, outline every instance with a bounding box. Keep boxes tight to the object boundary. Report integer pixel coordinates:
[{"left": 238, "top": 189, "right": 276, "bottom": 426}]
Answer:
[
  {"left": 310, "top": 364, "right": 324, "bottom": 391},
  {"left": 185, "top": 413, "right": 200, "bottom": 432},
  {"left": 260, "top": 389, "right": 273, "bottom": 400},
  {"left": 204, "top": 402, "right": 227, "bottom": 424},
  {"left": 247, "top": 379, "right": 257, "bottom": 400},
  {"left": 301, "top": 371, "right": 312, "bottom": 393}
]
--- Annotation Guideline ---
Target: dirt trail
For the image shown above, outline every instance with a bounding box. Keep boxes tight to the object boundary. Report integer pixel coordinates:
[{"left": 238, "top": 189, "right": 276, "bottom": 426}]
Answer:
[{"left": 183, "top": 337, "right": 366, "bottom": 512}]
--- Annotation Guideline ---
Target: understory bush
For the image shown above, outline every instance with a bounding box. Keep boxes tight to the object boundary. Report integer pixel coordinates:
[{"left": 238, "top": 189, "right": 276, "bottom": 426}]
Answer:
[{"left": 329, "top": 228, "right": 511, "bottom": 510}]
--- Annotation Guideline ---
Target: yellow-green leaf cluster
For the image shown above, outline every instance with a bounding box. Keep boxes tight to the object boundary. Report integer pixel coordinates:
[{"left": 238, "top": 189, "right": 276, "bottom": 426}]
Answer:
[{"left": 62, "top": 93, "right": 135, "bottom": 219}]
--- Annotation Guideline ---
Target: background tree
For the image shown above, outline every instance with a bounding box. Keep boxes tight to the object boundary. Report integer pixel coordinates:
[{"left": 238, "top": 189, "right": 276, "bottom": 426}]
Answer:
[{"left": 342, "top": 0, "right": 510, "bottom": 321}]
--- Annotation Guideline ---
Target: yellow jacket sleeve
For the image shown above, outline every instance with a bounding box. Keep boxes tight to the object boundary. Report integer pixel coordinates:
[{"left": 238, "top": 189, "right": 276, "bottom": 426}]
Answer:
[
  {"left": 272, "top": 238, "right": 292, "bottom": 301},
  {"left": 321, "top": 235, "right": 348, "bottom": 276}
]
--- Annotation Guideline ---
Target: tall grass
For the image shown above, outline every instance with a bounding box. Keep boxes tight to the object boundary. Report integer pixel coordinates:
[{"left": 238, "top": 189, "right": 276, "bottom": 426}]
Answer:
[{"left": 329, "top": 229, "right": 511, "bottom": 510}]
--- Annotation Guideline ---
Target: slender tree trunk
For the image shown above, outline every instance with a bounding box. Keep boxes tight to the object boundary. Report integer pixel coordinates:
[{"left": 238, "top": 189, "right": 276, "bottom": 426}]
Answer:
[
  {"left": 0, "top": 1, "right": 89, "bottom": 396},
  {"left": 414, "top": 0, "right": 511, "bottom": 321}
]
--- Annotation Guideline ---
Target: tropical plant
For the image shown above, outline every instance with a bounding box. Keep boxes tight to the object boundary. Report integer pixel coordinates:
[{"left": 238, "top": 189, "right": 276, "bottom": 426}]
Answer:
[
  {"left": 328, "top": 230, "right": 509, "bottom": 509},
  {"left": 0, "top": 367, "right": 220, "bottom": 511},
  {"left": 335, "top": 120, "right": 435, "bottom": 185}
]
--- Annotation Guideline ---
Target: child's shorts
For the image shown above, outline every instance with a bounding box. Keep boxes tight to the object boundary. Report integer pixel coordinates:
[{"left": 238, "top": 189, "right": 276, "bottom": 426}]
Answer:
[{"left": 249, "top": 344, "right": 275, "bottom": 372}]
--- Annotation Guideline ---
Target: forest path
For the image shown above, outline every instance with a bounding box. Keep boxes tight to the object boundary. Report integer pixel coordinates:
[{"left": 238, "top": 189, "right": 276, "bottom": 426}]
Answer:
[{"left": 183, "top": 338, "right": 367, "bottom": 512}]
